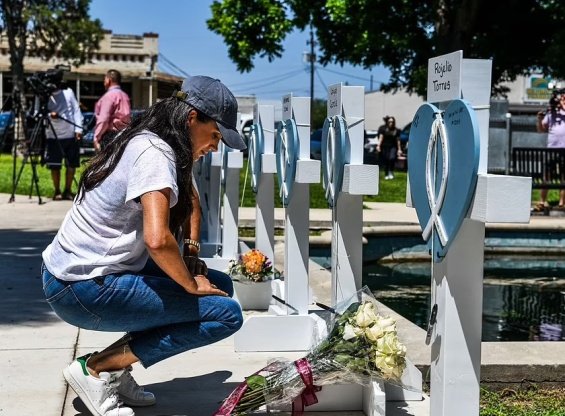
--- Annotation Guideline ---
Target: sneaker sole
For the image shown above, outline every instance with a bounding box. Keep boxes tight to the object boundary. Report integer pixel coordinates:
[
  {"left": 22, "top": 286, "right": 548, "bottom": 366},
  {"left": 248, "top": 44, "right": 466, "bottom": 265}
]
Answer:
[
  {"left": 119, "top": 395, "right": 156, "bottom": 407},
  {"left": 63, "top": 367, "right": 104, "bottom": 416}
]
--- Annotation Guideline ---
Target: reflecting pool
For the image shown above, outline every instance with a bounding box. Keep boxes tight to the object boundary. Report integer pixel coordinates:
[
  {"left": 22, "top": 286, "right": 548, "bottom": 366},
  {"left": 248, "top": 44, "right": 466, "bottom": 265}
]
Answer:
[
  {"left": 310, "top": 231, "right": 565, "bottom": 341},
  {"left": 363, "top": 257, "right": 565, "bottom": 341}
]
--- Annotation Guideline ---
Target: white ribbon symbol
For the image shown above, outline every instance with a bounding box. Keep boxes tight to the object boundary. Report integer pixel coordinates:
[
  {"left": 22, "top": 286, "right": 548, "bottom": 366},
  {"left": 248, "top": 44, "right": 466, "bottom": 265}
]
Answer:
[
  {"left": 249, "top": 125, "right": 259, "bottom": 191},
  {"left": 422, "top": 112, "right": 449, "bottom": 246},
  {"left": 279, "top": 125, "right": 289, "bottom": 200},
  {"left": 324, "top": 118, "right": 337, "bottom": 204}
]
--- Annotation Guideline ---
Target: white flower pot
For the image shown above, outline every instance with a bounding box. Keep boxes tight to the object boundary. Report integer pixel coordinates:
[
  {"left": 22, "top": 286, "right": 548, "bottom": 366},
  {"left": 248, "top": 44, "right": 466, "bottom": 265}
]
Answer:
[{"left": 232, "top": 280, "right": 272, "bottom": 310}]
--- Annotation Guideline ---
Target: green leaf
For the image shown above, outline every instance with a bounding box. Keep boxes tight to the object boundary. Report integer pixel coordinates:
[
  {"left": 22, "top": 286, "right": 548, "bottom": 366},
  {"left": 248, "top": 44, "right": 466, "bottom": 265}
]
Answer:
[{"left": 246, "top": 374, "right": 267, "bottom": 390}]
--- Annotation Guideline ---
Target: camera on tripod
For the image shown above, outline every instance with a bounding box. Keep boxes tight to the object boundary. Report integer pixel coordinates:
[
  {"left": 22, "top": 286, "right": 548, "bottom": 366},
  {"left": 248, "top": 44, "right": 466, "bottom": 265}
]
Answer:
[
  {"left": 549, "top": 88, "right": 565, "bottom": 111},
  {"left": 9, "top": 64, "right": 77, "bottom": 204},
  {"left": 22, "top": 65, "right": 71, "bottom": 154},
  {"left": 26, "top": 64, "right": 70, "bottom": 99}
]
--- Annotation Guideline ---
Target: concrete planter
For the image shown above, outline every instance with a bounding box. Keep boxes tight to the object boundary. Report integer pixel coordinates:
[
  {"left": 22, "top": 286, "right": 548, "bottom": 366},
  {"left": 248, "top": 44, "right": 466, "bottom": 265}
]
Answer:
[{"left": 232, "top": 280, "right": 272, "bottom": 310}]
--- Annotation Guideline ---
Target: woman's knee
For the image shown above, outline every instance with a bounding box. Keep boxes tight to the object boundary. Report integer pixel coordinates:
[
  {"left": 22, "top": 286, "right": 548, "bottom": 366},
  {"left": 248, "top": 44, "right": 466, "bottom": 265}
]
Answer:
[
  {"left": 220, "top": 298, "right": 244, "bottom": 332},
  {"left": 207, "top": 269, "right": 234, "bottom": 297}
]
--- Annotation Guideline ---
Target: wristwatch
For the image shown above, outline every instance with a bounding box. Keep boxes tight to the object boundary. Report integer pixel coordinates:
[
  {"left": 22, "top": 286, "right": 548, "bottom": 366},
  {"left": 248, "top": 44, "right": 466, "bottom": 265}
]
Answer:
[{"left": 184, "top": 239, "right": 201, "bottom": 253}]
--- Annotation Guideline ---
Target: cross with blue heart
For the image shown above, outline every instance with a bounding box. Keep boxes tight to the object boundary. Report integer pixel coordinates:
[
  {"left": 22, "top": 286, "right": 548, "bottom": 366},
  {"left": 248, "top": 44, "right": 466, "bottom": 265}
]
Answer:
[{"left": 408, "top": 99, "right": 480, "bottom": 262}]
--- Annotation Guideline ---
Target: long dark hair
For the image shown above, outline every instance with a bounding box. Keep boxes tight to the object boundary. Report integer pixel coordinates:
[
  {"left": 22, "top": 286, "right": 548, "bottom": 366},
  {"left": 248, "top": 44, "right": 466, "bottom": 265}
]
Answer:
[{"left": 77, "top": 97, "right": 203, "bottom": 232}]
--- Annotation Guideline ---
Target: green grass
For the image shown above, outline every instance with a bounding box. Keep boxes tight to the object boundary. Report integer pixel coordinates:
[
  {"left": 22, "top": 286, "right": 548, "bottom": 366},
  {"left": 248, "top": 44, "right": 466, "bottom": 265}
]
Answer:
[
  {"left": 0, "top": 153, "right": 406, "bottom": 206},
  {"left": 0, "top": 153, "right": 86, "bottom": 197},
  {"left": 2, "top": 153, "right": 556, "bottom": 207},
  {"left": 480, "top": 387, "right": 565, "bottom": 415},
  {"left": 239, "top": 158, "right": 408, "bottom": 208}
]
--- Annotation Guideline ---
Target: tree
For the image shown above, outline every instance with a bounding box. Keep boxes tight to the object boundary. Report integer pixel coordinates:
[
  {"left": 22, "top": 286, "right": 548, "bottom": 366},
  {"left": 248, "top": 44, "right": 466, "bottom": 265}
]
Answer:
[
  {"left": 207, "top": 0, "right": 565, "bottom": 96},
  {"left": 0, "top": 0, "right": 103, "bottom": 102}
]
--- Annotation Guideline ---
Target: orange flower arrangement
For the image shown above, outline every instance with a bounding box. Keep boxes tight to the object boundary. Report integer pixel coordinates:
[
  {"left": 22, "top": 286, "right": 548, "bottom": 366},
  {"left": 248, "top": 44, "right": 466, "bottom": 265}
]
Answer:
[{"left": 228, "top": 249, "right": 273, "bottom": 282}]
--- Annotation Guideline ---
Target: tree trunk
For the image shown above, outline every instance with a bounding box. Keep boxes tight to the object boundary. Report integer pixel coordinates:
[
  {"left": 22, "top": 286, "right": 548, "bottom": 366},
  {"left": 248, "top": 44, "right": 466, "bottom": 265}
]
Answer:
[
  {"left": 1, "top": 0, "right": 29, "bottom": 110},
  {"left": 435, "top": 0, "right": 483, "bottom": 55}
]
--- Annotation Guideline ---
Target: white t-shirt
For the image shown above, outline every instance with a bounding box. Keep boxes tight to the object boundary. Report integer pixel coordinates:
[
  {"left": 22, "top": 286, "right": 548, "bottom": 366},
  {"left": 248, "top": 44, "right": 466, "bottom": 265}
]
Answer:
[
  {"left": 542, "top": 110, "right": 565, "bottom": 148},
  {"left": 46, "top": 88, "right": 83, "bottom": 140},
  {"left": 42, "top": 132, "right": 179, "bottom": 281}
]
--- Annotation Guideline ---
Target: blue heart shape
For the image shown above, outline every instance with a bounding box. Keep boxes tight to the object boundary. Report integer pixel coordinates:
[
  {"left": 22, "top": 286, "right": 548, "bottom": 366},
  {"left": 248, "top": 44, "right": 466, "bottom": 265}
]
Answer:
[{"left": 408, "top": 99, "right": 480, "bottom": 262}]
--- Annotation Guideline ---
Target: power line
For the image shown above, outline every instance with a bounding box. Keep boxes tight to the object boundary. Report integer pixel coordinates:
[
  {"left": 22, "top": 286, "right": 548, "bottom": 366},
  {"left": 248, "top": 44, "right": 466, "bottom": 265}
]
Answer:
[
  {"left": 227, "top": 68, "right": 304, "bottom": 88},
  {"left": 314, "top": 67, "right": 328, "bottom": 92},
  {"left": 158, "top": 59, "right": 187, "bottom": 78},
  {"left": 318, "top": 66, "right": 383, "bottom": 84},
  {"left": 158, "top": 53, "right": 190, "bottom": 77},
  {"left": 159, "top": 53, "right": 189, "bottom": 76},
  {"left": 245, "top": 87, "right": 310, "bottom": 96},
  {"left": 232, "top": 70, "right": 305, "bottom": 94}
]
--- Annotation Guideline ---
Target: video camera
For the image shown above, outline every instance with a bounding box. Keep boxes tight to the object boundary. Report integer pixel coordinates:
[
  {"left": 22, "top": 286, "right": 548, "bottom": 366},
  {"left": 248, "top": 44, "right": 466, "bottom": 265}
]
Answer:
[
  {"left": 26, "top": 64, "right": 70, "bottom": 97},
  {"left": 549, "top": 88, "right": 565, "bottom": 111}
]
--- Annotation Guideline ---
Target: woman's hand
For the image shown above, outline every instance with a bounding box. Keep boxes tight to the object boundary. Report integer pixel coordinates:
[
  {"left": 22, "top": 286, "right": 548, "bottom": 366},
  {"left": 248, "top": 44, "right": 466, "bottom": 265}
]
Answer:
[
  {"left": 184, "top": 255, "right": 208, "bottom": 276},
  {"left": 141, "top": 189, "right": 225, "bottom": 297},
  {"left": 189, "top": 275, "right": 228, "bottom": 297}
]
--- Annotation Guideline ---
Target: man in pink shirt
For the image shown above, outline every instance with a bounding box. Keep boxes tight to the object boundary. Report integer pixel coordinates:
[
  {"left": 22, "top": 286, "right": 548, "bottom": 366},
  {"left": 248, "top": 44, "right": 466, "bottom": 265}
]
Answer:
[{"left": 94, "top": 69, "right": 131, "bottom": 152}]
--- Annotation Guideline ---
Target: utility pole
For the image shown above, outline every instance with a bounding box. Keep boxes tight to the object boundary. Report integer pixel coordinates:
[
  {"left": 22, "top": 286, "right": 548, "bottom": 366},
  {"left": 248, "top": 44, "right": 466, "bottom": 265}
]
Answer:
[{"left": 307, "top": 24, "right": 316, "bottom": 124}]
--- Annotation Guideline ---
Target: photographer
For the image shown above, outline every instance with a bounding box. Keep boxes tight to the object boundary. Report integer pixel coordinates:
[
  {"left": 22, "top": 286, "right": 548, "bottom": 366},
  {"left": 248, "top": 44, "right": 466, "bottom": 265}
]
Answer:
[
  {"left": 535, "top": 88, "right": 565, "bottom": 210},
  {"left": 44, "top": 73, "right": 83, "bottom": 201}
]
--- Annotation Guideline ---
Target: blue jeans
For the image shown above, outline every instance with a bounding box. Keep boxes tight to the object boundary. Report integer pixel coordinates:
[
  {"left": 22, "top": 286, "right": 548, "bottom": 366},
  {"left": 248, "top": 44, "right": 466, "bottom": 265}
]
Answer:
[{"left": 41, "top": 261, "right": 243, "bottom": 367}]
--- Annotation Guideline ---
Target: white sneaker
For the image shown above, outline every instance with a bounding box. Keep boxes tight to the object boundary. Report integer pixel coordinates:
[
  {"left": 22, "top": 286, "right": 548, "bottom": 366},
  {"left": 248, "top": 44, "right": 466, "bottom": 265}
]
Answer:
[
  {"left": 116, "top": 366, "right": 156, "bottom": 407},
  {"left": 63, "top": 357, "right": 134, "bottom": 416}
]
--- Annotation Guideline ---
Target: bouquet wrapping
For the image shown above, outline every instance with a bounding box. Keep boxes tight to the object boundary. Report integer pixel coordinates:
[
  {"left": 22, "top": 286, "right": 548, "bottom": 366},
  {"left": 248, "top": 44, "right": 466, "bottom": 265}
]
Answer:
[{"left": 215, "top": 287, "right": 416, "bottom": 415}]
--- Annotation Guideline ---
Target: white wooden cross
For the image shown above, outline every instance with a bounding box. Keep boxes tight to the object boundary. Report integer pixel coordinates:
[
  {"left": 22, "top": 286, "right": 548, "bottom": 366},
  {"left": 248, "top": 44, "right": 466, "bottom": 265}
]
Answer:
[
  {"left": 193, "top": 152, "right": 222, "bottom": 257},
  {"left": 233, "top": 95, "right": 325, "bottom": 352},
  {"left": 323, "top": 83, "right": 378, "bottom": 306},
  {"left": 249, "top": 104, "right": 277, "bottom": 265},
  {"left": 193, "top": 143, "right": 243, "bottom": 271},
  {"left": 407, "top": 50, "right": 532, "bottom": 416},
  {"left": 315, "top": 83, "right": 422, "bottom": 416}
]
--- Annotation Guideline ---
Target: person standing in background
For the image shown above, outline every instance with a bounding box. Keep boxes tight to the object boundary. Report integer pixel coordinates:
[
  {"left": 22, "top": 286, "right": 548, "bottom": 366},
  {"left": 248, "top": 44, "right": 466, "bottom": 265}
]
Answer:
[
  {"left": 94, "top": 69, "right": 131, "bottom": 152},
  {"left": 45, "top": 78, "right": 83, "bottom": 201},
  {"left": 377, "top": 116, "right": 402, "bottom": 180},
  {"left": 535, "top": 89, "right": 565, "bottom": 210}
]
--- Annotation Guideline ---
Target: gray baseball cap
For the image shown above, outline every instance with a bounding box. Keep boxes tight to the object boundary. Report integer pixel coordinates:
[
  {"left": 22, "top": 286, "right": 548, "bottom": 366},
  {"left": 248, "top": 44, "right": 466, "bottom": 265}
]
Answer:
[{"left": 175, "top": 76, "right": 246, "bottom": 150}]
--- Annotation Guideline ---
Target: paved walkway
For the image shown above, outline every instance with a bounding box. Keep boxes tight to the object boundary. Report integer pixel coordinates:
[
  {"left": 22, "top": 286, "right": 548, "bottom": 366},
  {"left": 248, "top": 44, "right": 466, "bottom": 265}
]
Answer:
[{"left": 1, "top": 193, "right": 564, "bottom": 416}]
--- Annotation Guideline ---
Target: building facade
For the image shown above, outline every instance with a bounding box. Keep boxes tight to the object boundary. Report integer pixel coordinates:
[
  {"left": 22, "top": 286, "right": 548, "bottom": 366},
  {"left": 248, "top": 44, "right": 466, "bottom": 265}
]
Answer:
[
  {"left": 364, "top": 74, "right": 564, "bottom": 131},
  {"left": 0, "top": 30, "right": 183, "bottom": 111}
]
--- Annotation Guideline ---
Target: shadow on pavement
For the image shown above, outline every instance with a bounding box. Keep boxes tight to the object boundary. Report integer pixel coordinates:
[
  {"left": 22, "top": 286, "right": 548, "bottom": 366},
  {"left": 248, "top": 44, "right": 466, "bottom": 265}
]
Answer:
[
  {"left": 0, "top": 228, "right": 59, "bottom": 325},
  {"left": 70, "top": 371, "right": 237, "bottom": 415}
]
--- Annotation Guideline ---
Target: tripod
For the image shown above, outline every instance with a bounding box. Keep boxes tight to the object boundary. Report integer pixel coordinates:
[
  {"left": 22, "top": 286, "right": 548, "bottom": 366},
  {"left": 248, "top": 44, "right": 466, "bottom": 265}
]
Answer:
[{"left": 9, "top": 92, "right": 79, "bottom": 204}]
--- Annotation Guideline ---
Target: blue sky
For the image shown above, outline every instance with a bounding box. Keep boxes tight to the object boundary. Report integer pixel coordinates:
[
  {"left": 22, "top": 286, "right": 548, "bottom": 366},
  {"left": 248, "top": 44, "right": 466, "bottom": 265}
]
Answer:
[{"left": 89, "top": 0, "right": 389, "bottom": 101}]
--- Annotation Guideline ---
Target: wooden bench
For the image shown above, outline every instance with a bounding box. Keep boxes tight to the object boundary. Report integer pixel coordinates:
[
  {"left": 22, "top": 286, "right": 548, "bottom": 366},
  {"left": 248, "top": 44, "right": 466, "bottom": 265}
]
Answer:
[{"left": 511, "top": 147, "right": 565, "bottom": 189}]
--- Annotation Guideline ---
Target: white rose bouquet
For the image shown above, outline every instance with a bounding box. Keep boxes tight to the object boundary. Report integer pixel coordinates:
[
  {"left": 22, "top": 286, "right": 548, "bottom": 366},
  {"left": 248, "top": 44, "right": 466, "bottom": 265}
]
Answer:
[{"left": 214, "top": 287, "right": 411, "bottom": 415}]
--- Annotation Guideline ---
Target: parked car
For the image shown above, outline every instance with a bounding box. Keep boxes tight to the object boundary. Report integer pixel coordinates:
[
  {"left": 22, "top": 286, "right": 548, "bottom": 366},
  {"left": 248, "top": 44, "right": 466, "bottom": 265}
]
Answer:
[
  {"left": 399, "top": 122, "right": 411, "bottom": 154},
  {"left": 363, "top": 129, "right": 380, "bottom": 165},
  {"left": 311, "top": 128, "right": 380, "bottom": 162},
  {"left": 239, "top": 113, "right": 253, "bottom": 156},
  {"left": 0, "top": 112, "right": 14, "bottom": 152},
  {"left": 310, "top": 128, "right": 322, "bottom": 160},
  {"left": 80, "top": 110, "right": 145, "bottom": 155}
]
